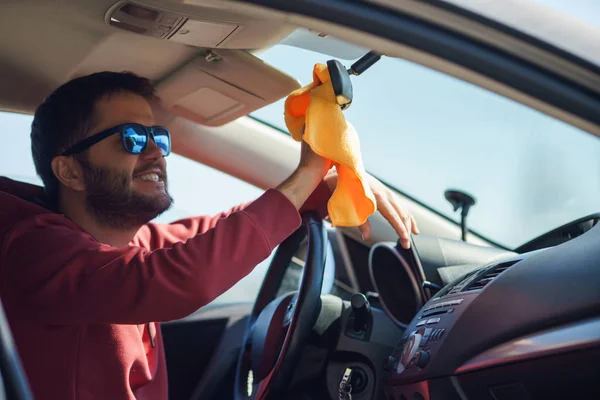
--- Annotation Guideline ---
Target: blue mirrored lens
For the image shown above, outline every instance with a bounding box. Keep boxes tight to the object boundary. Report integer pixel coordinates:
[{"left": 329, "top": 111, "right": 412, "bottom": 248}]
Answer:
[
  {"left": 152, "top": 127, "right": 171, "bottom": 156},
  {"left": 123, "top": 125, "right": 147, "bottom": 154}
]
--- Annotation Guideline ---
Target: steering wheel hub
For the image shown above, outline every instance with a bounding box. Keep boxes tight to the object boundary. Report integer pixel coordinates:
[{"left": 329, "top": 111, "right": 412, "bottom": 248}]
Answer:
[{"left": 251, "top": 293, "right": 297, "bottom": 381}]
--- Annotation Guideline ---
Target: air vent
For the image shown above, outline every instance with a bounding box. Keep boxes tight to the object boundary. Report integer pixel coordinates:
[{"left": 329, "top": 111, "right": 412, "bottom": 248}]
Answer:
[
  {"left": 462, "top": 260, "right": 519, "bottom": 292},
  {"left": 435, "top": 269, "right": 480, "bottom": 298}
]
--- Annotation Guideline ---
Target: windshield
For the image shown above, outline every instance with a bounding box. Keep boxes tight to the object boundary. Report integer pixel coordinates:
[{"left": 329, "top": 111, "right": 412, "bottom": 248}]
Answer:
[{"left": 252, "top": 44, "right": 600, "bottom": 249}]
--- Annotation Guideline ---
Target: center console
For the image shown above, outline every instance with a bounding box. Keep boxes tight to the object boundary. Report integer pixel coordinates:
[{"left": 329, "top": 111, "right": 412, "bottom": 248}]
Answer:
[
  {"left": 384, "top": 292, "right": 476, "bottom": 384},
  {"left": 382, "top": 260, "right": 520, "bottom": 399}
]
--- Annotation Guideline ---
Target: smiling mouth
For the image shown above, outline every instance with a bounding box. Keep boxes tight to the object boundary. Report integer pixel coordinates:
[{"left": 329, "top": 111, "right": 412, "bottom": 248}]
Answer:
[{"left": 135, "top": 173, "right": 162, "bottom": 182}]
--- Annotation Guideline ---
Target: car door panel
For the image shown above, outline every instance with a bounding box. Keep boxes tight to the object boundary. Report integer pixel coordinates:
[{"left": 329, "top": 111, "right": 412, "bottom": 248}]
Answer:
[{"left": 161, "top": 303, "right": 252, "bottom": 400}]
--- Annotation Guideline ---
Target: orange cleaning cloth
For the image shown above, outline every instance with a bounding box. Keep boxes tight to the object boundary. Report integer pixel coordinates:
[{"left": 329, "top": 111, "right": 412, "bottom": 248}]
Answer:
[{"left": 284, "top": 63, "right": 376, "bottom": 227}]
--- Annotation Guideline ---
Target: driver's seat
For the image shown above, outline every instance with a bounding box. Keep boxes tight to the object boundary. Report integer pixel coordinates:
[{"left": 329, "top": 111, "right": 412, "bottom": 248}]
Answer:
[
  {"left": 0, "top": 177, "right": 38, "bottom": 400},
  {"left": 0, "top": 177, "right": 52, "bottom": 212}
]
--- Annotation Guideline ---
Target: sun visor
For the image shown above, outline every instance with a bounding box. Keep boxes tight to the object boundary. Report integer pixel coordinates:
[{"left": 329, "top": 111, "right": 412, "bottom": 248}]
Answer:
[{"left": 154, "top": 49, "right": 300, "bottom": 126}]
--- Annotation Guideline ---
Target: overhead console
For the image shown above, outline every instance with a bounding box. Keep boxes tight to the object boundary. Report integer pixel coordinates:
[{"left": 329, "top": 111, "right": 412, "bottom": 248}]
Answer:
[
  {"left": 105, "top": 1, "right": 293, "bottom": 49},
  {"left": 104, "top": 1, "right": 302, "bottom": 126}
]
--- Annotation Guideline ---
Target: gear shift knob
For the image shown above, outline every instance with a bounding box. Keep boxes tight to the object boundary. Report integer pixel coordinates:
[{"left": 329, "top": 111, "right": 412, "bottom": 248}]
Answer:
[{"left": 350, "top": 293, "right": 371, "bottom": 332}]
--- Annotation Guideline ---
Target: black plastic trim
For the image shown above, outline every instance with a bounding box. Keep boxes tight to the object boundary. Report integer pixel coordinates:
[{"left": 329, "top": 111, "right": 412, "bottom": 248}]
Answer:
[
  {"left": 515, "top": 212, "right": 600, "bottom": 253},
  {"left": 428, "top": 222, "right": 600, "bottom": 378}
]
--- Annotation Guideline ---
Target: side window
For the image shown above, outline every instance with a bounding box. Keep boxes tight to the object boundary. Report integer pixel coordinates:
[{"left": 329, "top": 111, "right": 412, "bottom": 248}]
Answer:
[{"left": 1, "top": 112, "right": 41, "bottom": 186}]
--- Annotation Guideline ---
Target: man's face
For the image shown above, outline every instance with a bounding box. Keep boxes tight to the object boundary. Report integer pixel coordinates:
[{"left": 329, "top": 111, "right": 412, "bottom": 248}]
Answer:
[{"left": 77, "top": 92, "right": 173, "bottom": 229}]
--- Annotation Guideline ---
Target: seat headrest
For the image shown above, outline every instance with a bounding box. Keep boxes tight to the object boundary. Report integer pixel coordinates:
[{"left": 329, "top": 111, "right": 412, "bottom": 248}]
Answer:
[{"left": 0, "top": 176, "right": 52, "bottom": 210}]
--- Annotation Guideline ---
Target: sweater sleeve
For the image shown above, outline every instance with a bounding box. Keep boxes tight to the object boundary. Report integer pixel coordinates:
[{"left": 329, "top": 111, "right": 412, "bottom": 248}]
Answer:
[
  {"left": 1, "top": 189, "right": 301, "bottom": 325},
  {"left": 134, "top": 180, "right": 332, "bottom": 250}
]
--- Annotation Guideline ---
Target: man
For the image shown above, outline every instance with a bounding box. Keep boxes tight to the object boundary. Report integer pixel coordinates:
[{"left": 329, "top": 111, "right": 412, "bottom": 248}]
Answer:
[{"left": 0, "top": 72, "right": 418, "bottom": 399}]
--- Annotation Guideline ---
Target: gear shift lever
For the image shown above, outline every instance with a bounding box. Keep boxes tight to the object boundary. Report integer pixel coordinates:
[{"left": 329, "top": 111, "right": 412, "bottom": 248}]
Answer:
[{"left": 350, "top": 293, "right": 371, "bottom": 333}]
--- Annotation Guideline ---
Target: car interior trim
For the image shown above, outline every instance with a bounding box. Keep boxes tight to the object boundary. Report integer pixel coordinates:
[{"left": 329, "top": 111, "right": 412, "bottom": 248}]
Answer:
[
  {"left": 455, "top": 316, "right": 600, "bottom": 374},
  {"left": 334, "top": 229, "right": 361, "bottom": 292}
]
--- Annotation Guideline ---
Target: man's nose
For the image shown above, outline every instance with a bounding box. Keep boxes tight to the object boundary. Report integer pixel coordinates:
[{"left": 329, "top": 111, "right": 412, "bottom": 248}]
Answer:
[{"left": 142, "top": 136, "right": 163, "bottom": 161}]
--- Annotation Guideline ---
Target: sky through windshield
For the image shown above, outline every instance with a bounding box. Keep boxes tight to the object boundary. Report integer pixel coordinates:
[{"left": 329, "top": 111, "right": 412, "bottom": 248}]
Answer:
[{"left": 251, "top": 43, "right": 600, "bottom": 249}]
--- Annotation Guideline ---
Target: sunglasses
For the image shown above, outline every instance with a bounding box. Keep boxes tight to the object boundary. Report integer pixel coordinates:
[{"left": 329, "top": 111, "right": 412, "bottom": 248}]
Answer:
[{"left": 61, "top": 123, "right": 171, "bottom": 157}]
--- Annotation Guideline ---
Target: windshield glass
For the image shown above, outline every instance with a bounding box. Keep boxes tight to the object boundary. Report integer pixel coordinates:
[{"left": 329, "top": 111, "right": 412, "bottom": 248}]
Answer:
[{"left": 252, "top": 44, "right": 600, "bottom": 249}]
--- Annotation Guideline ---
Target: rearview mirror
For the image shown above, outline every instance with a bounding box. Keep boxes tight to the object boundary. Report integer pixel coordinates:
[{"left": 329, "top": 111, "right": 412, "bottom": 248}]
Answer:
[{"left": 327, "top": 51, "right": 381, "bottom": 110}]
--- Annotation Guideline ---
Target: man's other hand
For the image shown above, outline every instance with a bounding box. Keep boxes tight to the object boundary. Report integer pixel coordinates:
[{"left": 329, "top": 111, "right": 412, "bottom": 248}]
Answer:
[{"left": 325, "top": 171, "right": 420, "bottom": 249}]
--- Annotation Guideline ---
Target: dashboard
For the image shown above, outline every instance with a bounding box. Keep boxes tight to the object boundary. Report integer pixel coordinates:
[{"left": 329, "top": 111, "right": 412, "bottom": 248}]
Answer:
[
  {"left": 168, "top": 219, "right": 600, "bottom": 400},
  {"left": 369, "top": 224, "right": 600, "bottom": 400}
]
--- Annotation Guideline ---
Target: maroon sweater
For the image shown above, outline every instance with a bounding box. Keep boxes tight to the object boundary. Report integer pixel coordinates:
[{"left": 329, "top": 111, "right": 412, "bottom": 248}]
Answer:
[{"left": 0, "top": 177, "right": 330, "bottom": 400}]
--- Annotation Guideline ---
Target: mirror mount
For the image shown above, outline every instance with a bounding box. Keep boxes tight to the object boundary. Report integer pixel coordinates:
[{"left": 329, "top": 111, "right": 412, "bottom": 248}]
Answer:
[
  {"left": 327, "top": 51, "right": 381, "bottom": 110},
  {"left": 445, "top": 189, "right": 476, "bottom": 242}
]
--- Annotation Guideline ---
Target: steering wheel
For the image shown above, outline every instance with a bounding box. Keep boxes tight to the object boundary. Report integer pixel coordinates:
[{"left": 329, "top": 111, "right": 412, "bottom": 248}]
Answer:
[{"left": 234, "top": 212, "right": 327, "bottom": 400}]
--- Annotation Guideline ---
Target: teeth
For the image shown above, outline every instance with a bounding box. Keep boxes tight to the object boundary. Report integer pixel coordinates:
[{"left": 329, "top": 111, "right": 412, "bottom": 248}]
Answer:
[{"left": 137, "top": 173, "right": 160, "bottom": 182}]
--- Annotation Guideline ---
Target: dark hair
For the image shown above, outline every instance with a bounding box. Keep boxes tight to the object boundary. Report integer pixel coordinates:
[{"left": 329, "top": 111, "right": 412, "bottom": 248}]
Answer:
[{"left": 30, "top": 71, "right": 155, "bottom": 202}]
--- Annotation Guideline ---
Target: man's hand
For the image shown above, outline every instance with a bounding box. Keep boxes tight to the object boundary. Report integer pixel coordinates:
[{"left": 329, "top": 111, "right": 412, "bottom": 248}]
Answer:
[
  {"left": 298, "top": 138, "right": 332, "bottom": 178},
  {"left": 276, "top": 141, "right": 331, "bottom": 210},
  {"left": 325, "top": 171, "right": 419, "bottom": 249}
]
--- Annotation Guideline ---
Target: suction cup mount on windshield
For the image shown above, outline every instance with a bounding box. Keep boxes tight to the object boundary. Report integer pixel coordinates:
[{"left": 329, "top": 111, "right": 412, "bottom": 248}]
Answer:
[
  {"left": 327, "top": 51, "right": 381, "bottom": 110},
  {"left": 445, "top": 189, "right": 476, "bottom": 242}
]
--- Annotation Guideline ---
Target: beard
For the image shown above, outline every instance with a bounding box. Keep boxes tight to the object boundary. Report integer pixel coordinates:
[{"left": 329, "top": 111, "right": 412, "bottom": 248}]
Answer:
[{"left": 78, "top": 157, "right": 173, "bottom": 230}]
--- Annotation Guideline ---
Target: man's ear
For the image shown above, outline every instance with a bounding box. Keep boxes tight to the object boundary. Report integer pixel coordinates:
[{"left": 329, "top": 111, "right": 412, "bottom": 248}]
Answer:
[{"left": 51, "top": 156, "right": 86, "bottom": 192}]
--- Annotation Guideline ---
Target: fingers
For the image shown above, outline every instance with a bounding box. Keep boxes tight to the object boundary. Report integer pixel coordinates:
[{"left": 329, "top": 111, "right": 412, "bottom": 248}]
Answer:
[
  {"left": 359, "top": 220, "right": 372, "bottom": 241},
  {"left": 391, "top": 197, "right": 416, "bottom": 236},
  {"left": 361, "top": 176, "right": 420, "bottom": 247},
  {"left": 389, "top": 196, "right": 418, "bottom": 248},
  {"left": 410, "top": 214, "right": 420, "bottom": 234},
  {"left": 383, "top": 192, "right": 422, "bottom": 248},
  {"left": 378, "top": 197, "right": 411, "bottom": 249},
  {"left": 399, "top": 205, "right": 412, "bottom": 240}
]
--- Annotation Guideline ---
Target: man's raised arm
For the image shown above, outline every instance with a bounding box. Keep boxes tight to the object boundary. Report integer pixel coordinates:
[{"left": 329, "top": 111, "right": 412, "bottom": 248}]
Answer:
[{"left": 2, "top": 142, "right": 331, "bottom": 325}]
